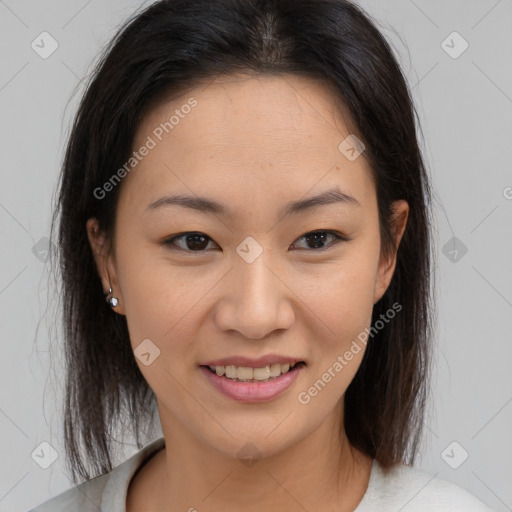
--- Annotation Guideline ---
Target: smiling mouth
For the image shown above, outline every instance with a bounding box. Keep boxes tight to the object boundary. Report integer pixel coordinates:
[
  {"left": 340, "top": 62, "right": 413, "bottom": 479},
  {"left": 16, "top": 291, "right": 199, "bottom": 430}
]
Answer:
[{"left": 201, "top": 361, "right": 306, "bottom": 383}]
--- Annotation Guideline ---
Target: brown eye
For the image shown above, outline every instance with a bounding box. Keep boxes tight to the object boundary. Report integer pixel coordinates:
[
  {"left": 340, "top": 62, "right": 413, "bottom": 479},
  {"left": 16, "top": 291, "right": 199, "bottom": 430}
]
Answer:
[
  {"left": 162, "top": 229, "right": 350, "bottom": 254},
  {"left": 162, "top": 232, "right": 218, "bottom": 252},
  {"left": 290, "top": 230, "right": 349, "bottom": 251}
]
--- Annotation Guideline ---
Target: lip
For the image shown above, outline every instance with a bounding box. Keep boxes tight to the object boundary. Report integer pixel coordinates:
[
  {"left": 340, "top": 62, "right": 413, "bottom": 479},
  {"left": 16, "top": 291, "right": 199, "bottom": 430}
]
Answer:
[
  {"left": 199, "top": 363, "right": 305, "bottom": 403},
  {"left": 201, "top": 354, "right": 305, "bottom": 368}
]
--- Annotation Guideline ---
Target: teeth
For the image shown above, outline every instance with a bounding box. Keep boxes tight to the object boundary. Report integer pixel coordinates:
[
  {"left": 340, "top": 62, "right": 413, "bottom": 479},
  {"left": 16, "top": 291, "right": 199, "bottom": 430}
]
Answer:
[{"left": 208, "top": 362, "right": 297, "bottom": 381}]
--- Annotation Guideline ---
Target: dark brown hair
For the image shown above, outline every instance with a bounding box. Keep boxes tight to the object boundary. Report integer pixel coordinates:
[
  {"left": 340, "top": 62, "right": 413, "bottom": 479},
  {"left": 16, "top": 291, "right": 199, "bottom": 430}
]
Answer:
[{"left": 48, "top": 0, "right": 435, "bottom": 484}]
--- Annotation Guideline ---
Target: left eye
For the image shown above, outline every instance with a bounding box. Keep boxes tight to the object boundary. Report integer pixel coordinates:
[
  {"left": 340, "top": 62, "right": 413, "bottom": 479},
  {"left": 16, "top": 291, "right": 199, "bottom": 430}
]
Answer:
[
  {"left": 162, "top": 230, "right": 349, "bottom": 253},
  {"left": 290, "top": 230, "right": 348, "bottom": 251}
]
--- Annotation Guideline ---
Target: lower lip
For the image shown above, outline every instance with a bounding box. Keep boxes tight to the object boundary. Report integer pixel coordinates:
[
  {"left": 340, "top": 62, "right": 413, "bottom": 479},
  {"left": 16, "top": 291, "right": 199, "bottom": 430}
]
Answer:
[{"left": 199, "top": 365, "right": 304, "bottom": 403}]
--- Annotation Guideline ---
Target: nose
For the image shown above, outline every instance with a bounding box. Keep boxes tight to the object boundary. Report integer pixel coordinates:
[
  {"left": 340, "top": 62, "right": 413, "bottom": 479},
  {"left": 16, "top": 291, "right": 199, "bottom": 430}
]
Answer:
[{"left": 214, "top": 252, "right": 295, "bottom": 340}]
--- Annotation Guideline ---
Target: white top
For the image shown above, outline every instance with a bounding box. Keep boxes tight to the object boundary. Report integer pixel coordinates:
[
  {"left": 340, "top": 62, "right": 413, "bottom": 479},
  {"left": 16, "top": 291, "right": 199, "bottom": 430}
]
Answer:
[{"left": 29, "top": 436, "right": 495, "bottom": 511}]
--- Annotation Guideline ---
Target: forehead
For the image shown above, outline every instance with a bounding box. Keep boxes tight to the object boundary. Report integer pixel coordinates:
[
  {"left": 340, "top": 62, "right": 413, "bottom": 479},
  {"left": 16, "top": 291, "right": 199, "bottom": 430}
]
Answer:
[
  {"left": 137, "top": 73, "right": 356, "bottom": 150},
  {"left": 121, "top": 74, "right": 375, "bottom": 216}
]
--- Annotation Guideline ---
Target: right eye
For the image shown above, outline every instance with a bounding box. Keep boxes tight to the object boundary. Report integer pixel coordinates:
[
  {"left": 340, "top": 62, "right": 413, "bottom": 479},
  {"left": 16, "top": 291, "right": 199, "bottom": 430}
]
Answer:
[{"left": 161, "top": 232, "right": 219, "bottom": 252}]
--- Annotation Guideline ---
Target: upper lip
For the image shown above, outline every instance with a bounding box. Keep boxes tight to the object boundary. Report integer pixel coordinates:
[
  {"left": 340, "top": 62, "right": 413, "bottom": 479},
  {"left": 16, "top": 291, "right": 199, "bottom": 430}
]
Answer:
[{"left": 201, "top": 355, "right": 305, "bottom": 367}]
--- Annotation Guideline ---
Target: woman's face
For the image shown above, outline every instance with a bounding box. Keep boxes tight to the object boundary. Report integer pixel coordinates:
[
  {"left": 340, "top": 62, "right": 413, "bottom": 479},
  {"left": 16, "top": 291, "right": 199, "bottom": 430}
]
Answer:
[{"left": 88, "top": 74, "right": 408, "bottom": 459}]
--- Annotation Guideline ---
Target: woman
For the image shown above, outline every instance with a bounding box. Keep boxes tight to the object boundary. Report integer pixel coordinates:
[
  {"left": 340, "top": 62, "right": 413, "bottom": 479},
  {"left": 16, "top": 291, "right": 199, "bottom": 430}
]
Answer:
[{"left": 30, "top": 0, "right": 494, "bottom": 510}]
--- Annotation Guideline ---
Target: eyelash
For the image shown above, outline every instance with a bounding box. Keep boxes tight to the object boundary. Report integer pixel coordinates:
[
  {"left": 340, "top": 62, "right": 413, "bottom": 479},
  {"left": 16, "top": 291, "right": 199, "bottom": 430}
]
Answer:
[{"left": 161, "top": 230, "right": 351, "bottom": 253}]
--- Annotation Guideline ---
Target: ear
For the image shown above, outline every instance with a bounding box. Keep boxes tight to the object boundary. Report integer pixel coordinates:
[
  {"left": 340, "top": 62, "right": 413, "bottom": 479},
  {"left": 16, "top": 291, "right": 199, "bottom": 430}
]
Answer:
[
  {"left": 373, "top": 200, "right": 409, "bottom": 305},
  {"left": 86, "top": 218, "right": 126, "bottom": 315}
]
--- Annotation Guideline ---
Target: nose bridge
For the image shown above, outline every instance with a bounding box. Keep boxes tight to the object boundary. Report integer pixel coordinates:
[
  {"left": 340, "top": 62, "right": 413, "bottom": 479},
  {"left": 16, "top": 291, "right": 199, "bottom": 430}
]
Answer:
[
  {"left": 234, "top": 242, "right": 280, "bottom": 315},
  {"left": 215, "top": 238, "right": 294, "bottom": 339},
  {"left": 237, "top": 249, "right": 276, "bottom": 305}
]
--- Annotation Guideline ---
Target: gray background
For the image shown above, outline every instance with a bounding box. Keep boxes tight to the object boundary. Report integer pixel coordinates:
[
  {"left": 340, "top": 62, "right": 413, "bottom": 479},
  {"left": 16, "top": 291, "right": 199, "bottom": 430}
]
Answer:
[{"left": 1, "top": 1, "right": 511, "bottom": 511}]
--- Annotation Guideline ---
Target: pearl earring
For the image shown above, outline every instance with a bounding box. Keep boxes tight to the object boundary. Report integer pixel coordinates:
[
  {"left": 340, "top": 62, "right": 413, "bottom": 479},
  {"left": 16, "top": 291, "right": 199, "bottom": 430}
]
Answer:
[{"left": 105, "top": 285, "right": 119, "bottom": 307}]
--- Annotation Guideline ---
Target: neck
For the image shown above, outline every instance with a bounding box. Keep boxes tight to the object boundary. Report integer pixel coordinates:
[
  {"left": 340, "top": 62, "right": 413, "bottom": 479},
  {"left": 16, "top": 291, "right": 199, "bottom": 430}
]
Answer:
[{"left": 131, "top": 405, "right": 373, "bottom": 512}]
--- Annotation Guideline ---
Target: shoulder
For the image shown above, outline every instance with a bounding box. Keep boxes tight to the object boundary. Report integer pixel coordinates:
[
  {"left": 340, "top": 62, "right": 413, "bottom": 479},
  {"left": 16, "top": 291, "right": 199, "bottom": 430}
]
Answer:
[
  {"left": 27, "top": 473, "right": 109, "bottom": 512},
  {"left": 27, "top": 437, "right": 166, "bottom": 512},
  {"left": 357, "top": 460, "right": 495, "bottom": 512}
]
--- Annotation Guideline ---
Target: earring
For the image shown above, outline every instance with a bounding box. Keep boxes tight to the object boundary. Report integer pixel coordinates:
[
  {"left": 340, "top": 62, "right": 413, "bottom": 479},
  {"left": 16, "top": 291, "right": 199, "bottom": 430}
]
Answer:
[{"left": 105, "top": 285, "right": 119, "bottom": 307}]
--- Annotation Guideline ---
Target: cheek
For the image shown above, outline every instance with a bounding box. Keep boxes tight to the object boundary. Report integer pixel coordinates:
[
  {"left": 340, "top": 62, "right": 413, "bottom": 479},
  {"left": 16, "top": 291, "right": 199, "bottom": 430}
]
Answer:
[
  {"left": 120, "top": 266, "right": 201, "bottom": 350},
  {"left": 114, "top": 240, "right": 181, "bottom": 353},
  {"left": 117, "top": 260, "right": 204, "bottom": 405},
  {"left": 295, "top": 246, "right": 378, "bottom": 404},
  {"left": 302, "top": 249, "right": 378, "bottom": 340},
  {"left": 116, "top": 226, "right": 379, "bottom": 354},
  {"left": 116, "top": 253, "right": 229, "bottom": 401},
  {"left": 296, "top": 265, "right": 375, "bottom": 411}
]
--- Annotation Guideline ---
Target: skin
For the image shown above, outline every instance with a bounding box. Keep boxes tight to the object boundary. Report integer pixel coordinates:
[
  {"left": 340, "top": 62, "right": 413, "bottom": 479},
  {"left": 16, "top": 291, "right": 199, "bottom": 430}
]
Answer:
[{"left": 87, "top": 73, "right": 408, "bottom": 512}]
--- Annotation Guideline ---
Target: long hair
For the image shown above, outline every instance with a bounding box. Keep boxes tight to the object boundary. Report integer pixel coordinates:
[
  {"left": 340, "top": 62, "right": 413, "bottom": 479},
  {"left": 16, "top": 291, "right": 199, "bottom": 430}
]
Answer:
[{"left": 48, "top": 0, "right": 435, "bottom": 484}]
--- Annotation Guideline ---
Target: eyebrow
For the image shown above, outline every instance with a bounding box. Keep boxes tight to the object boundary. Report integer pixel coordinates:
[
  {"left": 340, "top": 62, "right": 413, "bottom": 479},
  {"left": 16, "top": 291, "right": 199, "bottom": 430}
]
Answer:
[{"left": 145, "top": 186, "right": 361, "bottom": 218}]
